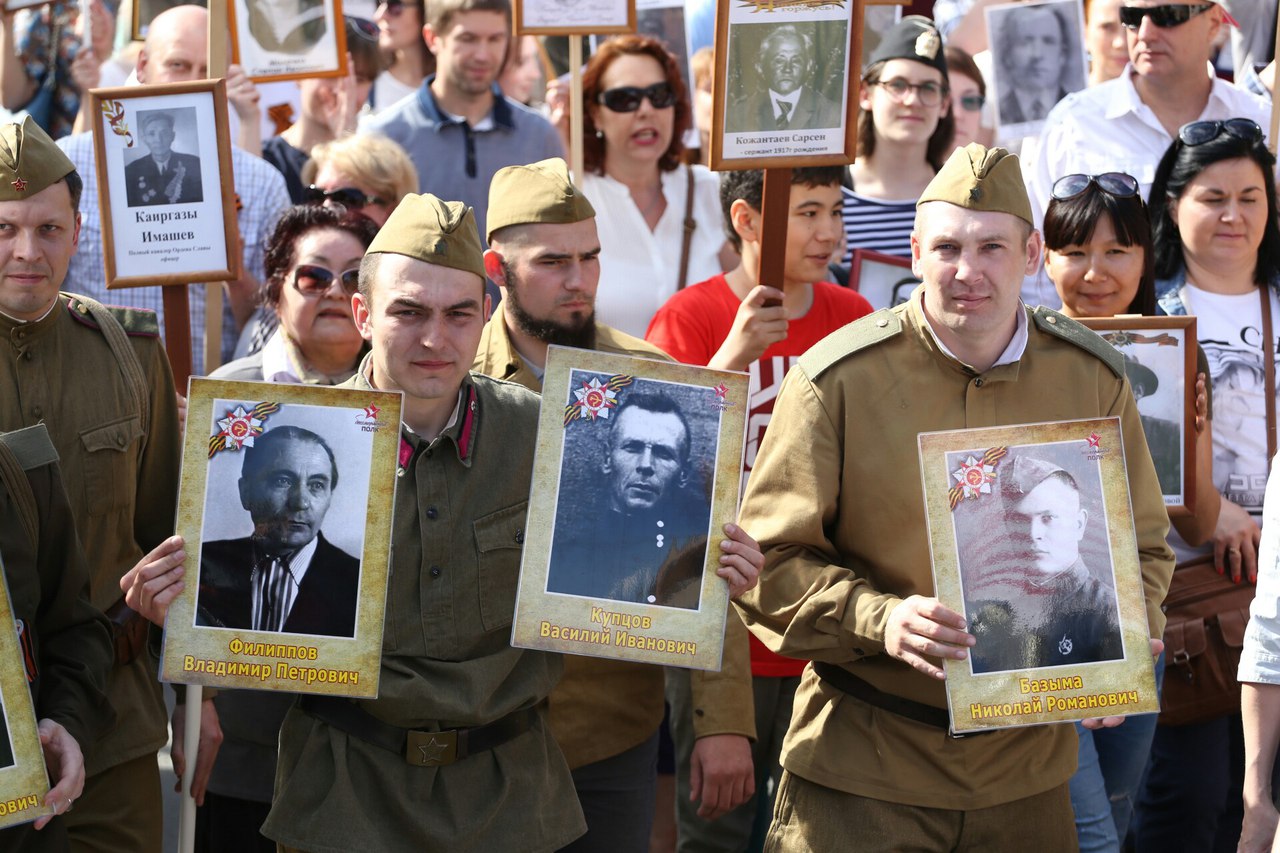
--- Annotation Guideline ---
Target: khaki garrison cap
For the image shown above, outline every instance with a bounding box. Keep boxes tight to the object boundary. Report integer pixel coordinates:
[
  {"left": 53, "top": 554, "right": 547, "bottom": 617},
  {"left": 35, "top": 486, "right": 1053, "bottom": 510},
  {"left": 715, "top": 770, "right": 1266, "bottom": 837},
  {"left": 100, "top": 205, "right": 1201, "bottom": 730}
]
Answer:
[
  {"left": 918, "top": 143, "right": 1033, "bottom": 226},
  {"left": 486, "top": 157, "right": 596, "bottom": 242},
  {"left": 999, "top": 454, "right": 1073, "bottom": 501},
  {"left": 0, "top": 116, "right": 75, "bottom": 202},
  {"left": 367, "top": 193, "right": 486, "bottom": 280}
]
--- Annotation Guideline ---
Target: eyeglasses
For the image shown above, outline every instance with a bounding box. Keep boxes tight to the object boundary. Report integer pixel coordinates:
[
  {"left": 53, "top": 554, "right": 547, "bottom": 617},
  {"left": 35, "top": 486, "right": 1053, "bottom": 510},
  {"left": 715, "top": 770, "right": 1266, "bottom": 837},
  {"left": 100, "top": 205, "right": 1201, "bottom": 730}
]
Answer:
[
  {"left": 1051, "top": 172, "right": 1141, "bottom": 200},
  {"left": 957, "top": 93, "right": 985, "bottom": 112},
  {"left": 875, "top": 78, "right": 947, "bottom": 107},
  {"left": 376, "top": 0, "right": 405, "bottom": 16},
  {"left": 346, "top": 16, "right": 378, "bottom": 42},
  {"left": 1118, "top": 3, "right": 1214, "bottom": 29},
  {"left": 597, "top": 82, "right": 677, "bottom": 112},
  {"left": 292, "top": 264, "right": 361, "bottom": 297},
  {"left": 304, "top": 185, "right": 386, "bottom": 207},
  {"left": 1177, "top": 118, "right": 1263, "bottom": 146}
]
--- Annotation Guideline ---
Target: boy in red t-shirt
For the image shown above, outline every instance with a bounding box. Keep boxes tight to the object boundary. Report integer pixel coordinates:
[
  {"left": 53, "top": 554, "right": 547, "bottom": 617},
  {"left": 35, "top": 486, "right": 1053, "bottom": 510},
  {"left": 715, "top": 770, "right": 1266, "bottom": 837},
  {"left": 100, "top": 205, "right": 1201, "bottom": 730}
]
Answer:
[{"left": 647, "top": 167, "right": 872, "bottom": 848}]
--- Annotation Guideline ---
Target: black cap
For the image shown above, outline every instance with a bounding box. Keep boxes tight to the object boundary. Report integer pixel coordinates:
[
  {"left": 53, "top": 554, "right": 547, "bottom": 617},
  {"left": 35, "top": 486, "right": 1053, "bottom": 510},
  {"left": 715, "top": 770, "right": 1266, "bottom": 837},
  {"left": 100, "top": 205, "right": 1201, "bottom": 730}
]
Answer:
[{"left": 867, "top": 16, "right": 948, "bottom": 77}]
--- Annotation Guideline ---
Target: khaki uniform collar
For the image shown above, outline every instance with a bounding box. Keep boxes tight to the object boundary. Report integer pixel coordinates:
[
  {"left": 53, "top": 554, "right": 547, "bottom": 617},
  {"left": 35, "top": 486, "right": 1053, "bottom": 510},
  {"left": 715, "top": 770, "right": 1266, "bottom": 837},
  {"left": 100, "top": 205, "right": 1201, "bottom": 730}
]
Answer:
[
  {"left": 349, "top": 352, "right": 479, "bottom": 468},
  {"left": 905, "top": 286, "right": 1027, "bottom": 384},
  {"left": 474, "top": 309, "right": 540, "bottom": 391},
  {"left": 0, "top": 293, "right": 63, "bottom": 342}
]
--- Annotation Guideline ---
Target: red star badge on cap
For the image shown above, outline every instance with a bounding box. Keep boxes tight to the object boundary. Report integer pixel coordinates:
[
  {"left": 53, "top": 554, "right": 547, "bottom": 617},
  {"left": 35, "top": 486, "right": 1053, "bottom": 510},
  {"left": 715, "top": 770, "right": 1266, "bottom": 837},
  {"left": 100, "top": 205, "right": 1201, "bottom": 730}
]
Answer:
[{"left": 11, "top": 177, "right": 27, "bottom": 192}]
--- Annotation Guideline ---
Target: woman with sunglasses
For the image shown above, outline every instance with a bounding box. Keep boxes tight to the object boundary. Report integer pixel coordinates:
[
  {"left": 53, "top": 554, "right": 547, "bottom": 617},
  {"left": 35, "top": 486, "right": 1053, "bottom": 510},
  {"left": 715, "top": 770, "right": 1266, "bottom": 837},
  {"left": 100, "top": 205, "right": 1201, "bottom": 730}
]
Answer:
[
  {"left": 369, "top": 0, "right": 433, "bottom": 115},
  {"left": 300, "top": 133, "right": 418, "bottom": 227},
  {"left": 1042, "top": 170, "right": 1218, "bottom": 853},
  {"left": 1133, "top": 117, "right": 1280, "bottom": 852},
  {"left": 943, "top": 46, "right": 991, "bottom": 151},
  {"left": 842, "top": 16, "right": 954, "bottom": 261},
  {"left": 579, "top": 34, "right": 733, "bottom": 338}
]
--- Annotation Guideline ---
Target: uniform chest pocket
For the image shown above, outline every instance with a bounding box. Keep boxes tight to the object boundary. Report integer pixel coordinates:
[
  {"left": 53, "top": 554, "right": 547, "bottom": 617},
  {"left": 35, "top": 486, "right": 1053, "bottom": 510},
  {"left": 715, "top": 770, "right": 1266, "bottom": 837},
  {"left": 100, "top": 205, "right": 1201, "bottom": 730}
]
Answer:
[
  {"left": 79, "top": 415, "right": 142, "bottom": 515},
  {"left": 473, "top": 501, "right": 528, "bottom": 633}
]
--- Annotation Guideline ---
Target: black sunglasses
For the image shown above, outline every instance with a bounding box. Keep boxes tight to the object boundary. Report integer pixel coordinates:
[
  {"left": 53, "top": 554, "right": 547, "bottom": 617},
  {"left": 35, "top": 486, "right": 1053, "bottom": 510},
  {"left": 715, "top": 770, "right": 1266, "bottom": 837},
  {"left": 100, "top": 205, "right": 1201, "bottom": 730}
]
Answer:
[
  {"left": 1178, "top": 118, "right": 1263, "bottom": 147},
  {"left": 1118, "top": 3, "right": 1213, "bottom": 29},
  {"left": 377, "top": 0, "right": 406, "bottom": 15},
  {"left": 304, "top": 185, "right": 386, "bottom": 207},
  {"left": 597, "top": 82, "right": 676, "bottom": 113},
  {"left": 293, "top": 264, "right": 361, "bottom": 297},
  {"left": 958, "top": 93, "right": 985, "bottom": 112},
  {"left": 1051, "top": 172, "right": 1141, "bottom": 201}
]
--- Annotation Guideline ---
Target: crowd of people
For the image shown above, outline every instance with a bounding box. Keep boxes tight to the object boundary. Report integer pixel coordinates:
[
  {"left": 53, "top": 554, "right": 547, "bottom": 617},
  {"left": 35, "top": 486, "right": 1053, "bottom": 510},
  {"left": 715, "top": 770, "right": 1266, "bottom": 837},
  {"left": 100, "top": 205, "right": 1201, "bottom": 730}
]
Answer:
[{"left": 1, "top": 0, "right": 1280, "bottom": 851}]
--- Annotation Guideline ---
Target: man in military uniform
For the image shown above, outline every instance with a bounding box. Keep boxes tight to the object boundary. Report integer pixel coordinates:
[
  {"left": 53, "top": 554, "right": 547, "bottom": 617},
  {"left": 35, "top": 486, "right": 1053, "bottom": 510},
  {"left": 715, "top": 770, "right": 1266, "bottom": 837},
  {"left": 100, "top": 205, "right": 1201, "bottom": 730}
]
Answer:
[
  {"left": 124, "top": 111, "right": 204, "bottom": 207},
  {"left": 0, "top": 117, "right": 182, "bottom": 852},
  {"left": 734, "top": 143, "right": 1174, "bottom": 851},
  {"left": 472, "top": 158, "right": 758, "bottom": 849},
  {"left": 0, "top": 424, "right": 114, "bottom": 852}
]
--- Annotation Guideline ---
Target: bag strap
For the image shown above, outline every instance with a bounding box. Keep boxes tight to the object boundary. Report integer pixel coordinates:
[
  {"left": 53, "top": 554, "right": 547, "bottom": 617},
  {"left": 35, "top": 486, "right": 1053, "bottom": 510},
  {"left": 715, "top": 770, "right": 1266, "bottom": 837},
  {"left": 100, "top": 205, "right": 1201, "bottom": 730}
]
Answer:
[
  {"left": 67, "top": 294, "right": 150, "bottom": 429},
  {"left": 676, "top": 164, "right": 697, "bottom": 291},
  {"left": 0, "top": 426, "right": 56, "bottom": 550},
  {"left": 1261, "top": 287, "right": 1276, "bottom": 468}
]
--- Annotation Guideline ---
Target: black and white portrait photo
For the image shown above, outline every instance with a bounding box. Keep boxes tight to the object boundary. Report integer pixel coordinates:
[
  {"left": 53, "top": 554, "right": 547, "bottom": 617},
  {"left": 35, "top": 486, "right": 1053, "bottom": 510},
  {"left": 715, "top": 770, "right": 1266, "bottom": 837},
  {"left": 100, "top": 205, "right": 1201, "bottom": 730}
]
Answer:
[
  {"left": 725, "top": 21, "right": 845, "bottom": 134},
  {"left": 1124, "top": 353, "right": 1183, "bottom": 498},
  {"left": 986, "top": 0, "right": 1086, "bottom": 131},
  {"left": 196, "top": 404, "right": 373, "bottom": 638},
  {"left": 546, "top": 376, "right": 720, "bottom": 610},
  {"left": 0, "top": 693, "right": 12, "bottom": 771},
  {"left": 124, "top": 108, "right": 203, "bottom": 207},
  {"left": 954, "top": 448, "right": 1123, "bottom": 674}
]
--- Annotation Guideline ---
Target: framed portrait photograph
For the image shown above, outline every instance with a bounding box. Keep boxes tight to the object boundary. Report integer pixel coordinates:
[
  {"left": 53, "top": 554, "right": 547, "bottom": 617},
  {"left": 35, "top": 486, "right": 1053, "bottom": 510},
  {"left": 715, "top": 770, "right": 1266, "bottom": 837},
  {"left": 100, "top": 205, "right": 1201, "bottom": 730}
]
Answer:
[
  {"left": 0, "top": 562, "right": 54, "bottom": 831},
  {"left": 919, "top": 418, "right": 1160, "bottom": 733},
  {"left": 1082, "top": 317, "right": 1198, "bottom": 517},
  {"left": 511, "top": 347, "right": 748, "bottom": 671},
  {"left": 515, "top": 0, "right": 635, "bottom": 36},
  {"left": 984, "top": 0, "right": 1088, "bottom": 141},
  {"left": 89, "top": 81, "right": 240, "bottom": 289},
  {"left": 711, "top": 0, "right": 858, "bottom": 170},
  {"left": 160, "top": 379, "right": 403, "bottom": 698},
  {"left": 848, "top": 248, "right": 920, "bottom": 311},
  {"left": 229, "top": 0, "right": 348, "bottom": 82},
  {"left": 131, "top": 0, "right": 208, "bottom": 41}
]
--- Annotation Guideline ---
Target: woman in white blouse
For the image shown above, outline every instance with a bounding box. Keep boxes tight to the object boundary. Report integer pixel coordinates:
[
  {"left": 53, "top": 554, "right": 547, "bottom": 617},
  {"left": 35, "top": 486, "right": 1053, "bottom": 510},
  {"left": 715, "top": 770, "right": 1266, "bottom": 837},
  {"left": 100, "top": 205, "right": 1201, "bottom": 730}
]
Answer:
[{"left": 579, "top": 35, "right": 734, "bottom": 338}]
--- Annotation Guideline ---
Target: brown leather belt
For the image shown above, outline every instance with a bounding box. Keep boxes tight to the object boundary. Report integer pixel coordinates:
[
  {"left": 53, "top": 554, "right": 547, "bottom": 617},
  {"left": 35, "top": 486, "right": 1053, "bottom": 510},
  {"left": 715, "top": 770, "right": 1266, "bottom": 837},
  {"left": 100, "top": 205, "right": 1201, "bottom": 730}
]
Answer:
[
  {"left": 812, "top": 662, "right": 992, "bottom": 739},
  {"left": 298, "top": 695, "right": 538, "bottom": 766}
]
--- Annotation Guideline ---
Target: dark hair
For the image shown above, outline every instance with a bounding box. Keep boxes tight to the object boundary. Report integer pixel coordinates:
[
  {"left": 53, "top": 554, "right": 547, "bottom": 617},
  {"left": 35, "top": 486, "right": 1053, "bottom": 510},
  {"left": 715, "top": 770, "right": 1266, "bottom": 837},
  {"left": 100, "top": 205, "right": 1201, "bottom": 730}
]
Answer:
[
  {"left": 1043, "top": 183, "right": 1155, "bottom": 314},
  {"left": 1149, "top": 128, "right": 1280, "bottom": 285},
  {"left": 718, "top": 167, "right": 845, "bottom": 251},
  {"left": 263, "top": 204, "right": 380, "bottom": 308},
  {"left": 63, "top": 171, "right": 84, "bottom": 212},
  {"left": 582, "top": 34, "right": 691, "bottom": 175},
  {"left": 242, "top": 425, "right": 339, "bottom": 490},
  {"left": 610, "top": 390, "right": 691, "bottom": 464},
  {"left": 345, "top": 17, "right": 385, "bottom": 82},
  {"left": 427, "top": 0, "right": 510, "bottom": 33},
  {"left": 859, "top": 59, "right": 955, "bottom": 172},
  {"left": 943, "top": 46, "right": 985, "bottom": 97}
]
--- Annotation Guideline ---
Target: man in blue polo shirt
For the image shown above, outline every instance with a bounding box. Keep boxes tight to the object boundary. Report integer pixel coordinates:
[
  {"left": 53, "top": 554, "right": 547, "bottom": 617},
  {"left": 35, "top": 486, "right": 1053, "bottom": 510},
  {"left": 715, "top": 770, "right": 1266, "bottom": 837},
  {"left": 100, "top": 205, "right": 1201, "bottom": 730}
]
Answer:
[{"left": 361, "top": 0, "right": 563, "bottom": 247}]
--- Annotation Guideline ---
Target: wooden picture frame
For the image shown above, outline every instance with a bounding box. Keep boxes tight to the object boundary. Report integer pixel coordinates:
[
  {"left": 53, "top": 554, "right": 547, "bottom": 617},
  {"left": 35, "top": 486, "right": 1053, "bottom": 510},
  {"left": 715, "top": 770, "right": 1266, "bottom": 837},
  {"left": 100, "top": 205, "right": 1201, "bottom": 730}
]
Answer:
[
  {"left": 0, "top": 559, "right": 54, "bottom": 831},
  {"left": 710, "top": 0, "right": 861, "bottom": 171},
  {"left": 89, "top": 80, "right": 240, "bottom": 289},
  {"left": 131, "top": 0, "right": 208, "bottom": 41},
  {"left": 847, "top": 247, "right": 920, "bottom": 311},
  {"left": 514, "top": 0, "right": 636, "bottom": 37},
  {"left": 228, "top": 0, "right": 348, "bottom": 83},
  {"left": 1081, "top": 316, "right": 1198, "bottom": 517}
]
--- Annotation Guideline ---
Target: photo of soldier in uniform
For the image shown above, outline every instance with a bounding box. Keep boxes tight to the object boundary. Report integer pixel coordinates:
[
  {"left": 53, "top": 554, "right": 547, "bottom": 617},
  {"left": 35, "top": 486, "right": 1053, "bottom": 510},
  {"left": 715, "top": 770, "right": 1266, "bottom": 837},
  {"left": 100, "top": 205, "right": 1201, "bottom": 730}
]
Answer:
[
  {"left": 725, "top": 21, "right": 845, "bottom": 133},
  {"left": 986, "top": 0, "right": 1086, "bottom": 130},
  {"left": 957, "top": 449, "right": 1124, "bottom": 674},
  {"left": 546, "top": 377, "right": 719, "bottom": 610},
  {"left": 123, "top": 108, "right": 203, "bottom": 207},
  {"left": 243, "top": 0, "right": 327, "bottom": 55},
  {"left": 1125, "top": 354, "right": 1183, "bottom": 497}
]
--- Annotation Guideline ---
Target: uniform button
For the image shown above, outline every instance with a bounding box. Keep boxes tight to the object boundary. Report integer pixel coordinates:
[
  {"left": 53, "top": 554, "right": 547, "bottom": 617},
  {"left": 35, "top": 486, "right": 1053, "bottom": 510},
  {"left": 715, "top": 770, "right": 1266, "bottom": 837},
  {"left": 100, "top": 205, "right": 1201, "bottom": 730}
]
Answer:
[
  {"left": 426, "top": 507, "right": 438, "bottom": 520},
  {"left": 876, "top": 318, "right": 888, "bottom": 328},
  {"left": 21, "top": 350, "right": 32, "bottom": 360},
  {"left": 853, "top": 648, "right": 865, "bottom": 656},
  {"left": 1047, "top": 316, "right": 1058, "bottom": 325},
  {"left": 31, "top": 406, "right": 42, "bottom": 417},
  {"left": 115, "top": 432, "right": 126, "bottom": 447},
  {"left": 430, "top": 566, "right": 442, "bottom": 578},
  {"left": 515, "top": 529, "right": 525, "bottom": 545},
  {"left": 974, "top": 378, "right": 984, "bottom": 387}
]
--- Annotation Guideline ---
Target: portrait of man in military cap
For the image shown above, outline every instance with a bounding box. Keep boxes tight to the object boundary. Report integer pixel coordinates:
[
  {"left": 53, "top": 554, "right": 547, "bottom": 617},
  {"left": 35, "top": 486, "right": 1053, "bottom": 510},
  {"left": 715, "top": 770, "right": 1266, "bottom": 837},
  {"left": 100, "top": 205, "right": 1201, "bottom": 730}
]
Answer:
[
  {"left": 124, "top": 108, "right": 204, "bottom": 207},
  {"left": 725, "top": 21, "right": 845, "bottom": 133}
]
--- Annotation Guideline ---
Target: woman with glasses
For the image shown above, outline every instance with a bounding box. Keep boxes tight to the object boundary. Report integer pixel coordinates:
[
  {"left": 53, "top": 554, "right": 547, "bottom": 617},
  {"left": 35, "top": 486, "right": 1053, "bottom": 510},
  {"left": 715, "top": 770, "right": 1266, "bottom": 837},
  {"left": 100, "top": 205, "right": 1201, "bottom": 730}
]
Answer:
[
  {"left": 369, "top": 0, "right": 433, "bottom": 114},
  {"left": 1133, "top": 117, "right": 1280, "bottom": 852},
  {"left": 579, "top": 34, "right": 733, "bottom": 338},
  {"left": 300, "top": 133, "right": 419, "bottom": 227},
  {"left": 1042, "top": 170, "right": 1218, "bottom": 853},
  {"left": 943, "top": 46, "right": 992, "bottom": 151},
  {"left": 842, "top": 16, "right": 954, "bottom": 261}
]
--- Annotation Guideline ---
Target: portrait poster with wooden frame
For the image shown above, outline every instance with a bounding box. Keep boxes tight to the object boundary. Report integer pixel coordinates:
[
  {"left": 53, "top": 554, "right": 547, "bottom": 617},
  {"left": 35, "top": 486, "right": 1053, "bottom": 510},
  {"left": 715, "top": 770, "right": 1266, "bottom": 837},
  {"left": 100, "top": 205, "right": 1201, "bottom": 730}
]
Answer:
[
  {"left": 919, "top": 417, "right": 1159, "bottom": 733},
  {"left": 848, "top": 247, "right": 920, "bottom": 310},
  {"left": 511, "top": 347, "right": 748, "bottom": 672},
  {"left": 515, "top": 0, "right": 635, "bottom": 36},
  {"left": 1082, "top": 317, "right": 1198, "bottom": 517},
  {"left": 90, "top": 81, "right": 239, "bottom": 290},
  {"left": 160, "top": 379, "right": 402, "bottom": 698},
  {"left": 710, "top": 0, "right": 861, "bottom": 170},
  {"left": 228, "top": 0, "right": 349, "bottom": 82},
  {"left": 0, "top": 559, "right": 54, "bottom": 831}
]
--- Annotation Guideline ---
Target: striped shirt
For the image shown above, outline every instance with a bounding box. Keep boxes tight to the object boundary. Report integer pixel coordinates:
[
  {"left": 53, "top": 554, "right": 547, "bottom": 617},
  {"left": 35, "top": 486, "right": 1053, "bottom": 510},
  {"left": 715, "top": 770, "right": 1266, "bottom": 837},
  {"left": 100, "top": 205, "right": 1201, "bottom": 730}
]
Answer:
[{"left": 841, "top": 187, "right": 916, "bottom": 261}]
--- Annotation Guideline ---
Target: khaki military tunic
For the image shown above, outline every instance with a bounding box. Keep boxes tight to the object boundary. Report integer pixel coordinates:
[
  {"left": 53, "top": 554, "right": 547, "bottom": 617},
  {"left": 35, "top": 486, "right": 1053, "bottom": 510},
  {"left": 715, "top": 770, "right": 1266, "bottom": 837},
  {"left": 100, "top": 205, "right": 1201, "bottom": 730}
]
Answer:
[
  {"left": 0, "top": 294, "right": 180, "bottom": 776},
  {"left": 263, "top": 361, "right": 585, "bottom": 853},
  {"left": 472, "top": 312, "right": 756, "bottom": 768},
  {"left": 735, "top": 291, "right": 1174, "bottom": 811}
]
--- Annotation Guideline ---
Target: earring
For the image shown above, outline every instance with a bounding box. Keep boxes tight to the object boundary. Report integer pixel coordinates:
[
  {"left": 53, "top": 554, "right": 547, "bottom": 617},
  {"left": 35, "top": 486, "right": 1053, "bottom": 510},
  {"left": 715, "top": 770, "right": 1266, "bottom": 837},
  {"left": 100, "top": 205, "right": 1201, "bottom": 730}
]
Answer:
[{"left": 594, "top": 129, "right": 603, "bottom": 139}]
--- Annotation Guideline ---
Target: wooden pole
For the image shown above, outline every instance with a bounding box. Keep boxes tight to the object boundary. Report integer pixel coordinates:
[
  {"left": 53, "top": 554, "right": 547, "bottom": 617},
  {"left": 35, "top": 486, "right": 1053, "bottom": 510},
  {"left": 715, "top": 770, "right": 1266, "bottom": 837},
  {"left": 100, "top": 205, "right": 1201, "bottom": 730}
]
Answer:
[
  {"left": 204, "top": 0, "right": 229, "bottom": 374},
  {"left": 569, "top": 36, "right": 584, "bottom": 179},
  {"left": 162, "top": 286, "right": 194, "bottom": 386},
  {"left": 178, "top": 685, "right": 202, "bottom": 853},
  {"left": 757, "top": 168, "right": 792, "bottom": 299}
]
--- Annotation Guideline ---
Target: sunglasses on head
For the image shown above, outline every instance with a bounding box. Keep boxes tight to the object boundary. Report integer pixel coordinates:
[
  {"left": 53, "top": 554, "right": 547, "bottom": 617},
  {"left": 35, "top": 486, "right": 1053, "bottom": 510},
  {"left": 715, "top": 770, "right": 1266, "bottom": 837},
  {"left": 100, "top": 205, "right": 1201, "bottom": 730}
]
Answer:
[
  {"left": 304, "top": 185, "right": 386, "bottom": 207},
  {"left": 1118, "top": 3, "right": 1214, "bottom": 29},
  {"left": 1178, "top": 117, "right": 1263, "bottom": 146},
  {"left": 346, "top": 15, "right": 379, "bottom": 42},
  {"left": 1051, "top": 172, "right": 1141, "bottom": 201},
  {"left": 377, "top": 0, "right": 405, "bottom": 16},
  {"left": 293, "top": 264, "right": 361, "bottom": 297},
  {"left": 597, "top": 82, "right": 677, "bottom": 113},
  {"left": 958, "top": 93, "right": 985, "bottom": 112}
]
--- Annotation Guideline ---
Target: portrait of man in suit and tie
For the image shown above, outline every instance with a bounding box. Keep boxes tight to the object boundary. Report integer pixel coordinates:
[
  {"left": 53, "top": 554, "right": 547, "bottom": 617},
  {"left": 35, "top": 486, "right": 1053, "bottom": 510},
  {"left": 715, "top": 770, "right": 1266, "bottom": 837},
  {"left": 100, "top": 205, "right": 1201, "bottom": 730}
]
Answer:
[
  {"left": 989, "top": 1, "right": 1085, "bottom": 128},
  {"left": 196, "top": 425, "right": 360, "bottom": 637},
  {"left": 728, "top": 24, "right": 843, "bottom": 133},
  {"left": 124, "top": 109, "right": 204, "bottom": 207}
]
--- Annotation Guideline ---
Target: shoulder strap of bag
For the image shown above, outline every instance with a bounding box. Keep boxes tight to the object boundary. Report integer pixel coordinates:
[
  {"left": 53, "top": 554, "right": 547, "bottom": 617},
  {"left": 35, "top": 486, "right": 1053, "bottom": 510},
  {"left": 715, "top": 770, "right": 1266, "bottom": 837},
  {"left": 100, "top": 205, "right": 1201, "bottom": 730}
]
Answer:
[
  {"left": 1261, "top": 287, "right": 1276, "bottom": 469},
  {"left": 676, "top": 164, "right": 697, "bottom": 291},
  {"left": 0, "top": 436, "right": 41, "bottom": 549},
  {"left": 67, "top": 294, "right": 150, "bottom": 429}
]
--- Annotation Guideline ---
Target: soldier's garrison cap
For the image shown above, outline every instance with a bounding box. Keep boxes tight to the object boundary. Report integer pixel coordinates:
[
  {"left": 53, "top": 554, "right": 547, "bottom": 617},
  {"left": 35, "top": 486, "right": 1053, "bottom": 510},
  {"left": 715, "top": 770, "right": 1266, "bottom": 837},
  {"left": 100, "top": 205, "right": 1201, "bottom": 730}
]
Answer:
[
  {"left": 367, "top": 193, "right": 485, "bottom": 280},
  {"left": 0, "top": 116, "right": 75, "bottom": 202},
  {"left": 918, "top": 143, "right": 1033, "bottom": 226},
  {"left": 999, "top": 454, "right": 1076, "bottom": 501},
  {"left": 486, "top": 157, "right": 595, "bottom": 243},
  {"left": 1123, "top": 354, "right": 1159, "bottom": 397},
  {"left": 867, "top": 15, "right": 947, "bottom": 76}
]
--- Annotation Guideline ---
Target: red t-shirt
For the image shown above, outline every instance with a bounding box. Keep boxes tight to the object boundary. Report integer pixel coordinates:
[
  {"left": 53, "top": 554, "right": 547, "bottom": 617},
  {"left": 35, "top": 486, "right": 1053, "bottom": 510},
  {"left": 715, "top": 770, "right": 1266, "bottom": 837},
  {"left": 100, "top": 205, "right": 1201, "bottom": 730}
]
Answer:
[{"left": 646, "top": 274, "right": 873, "bottom": 677}]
